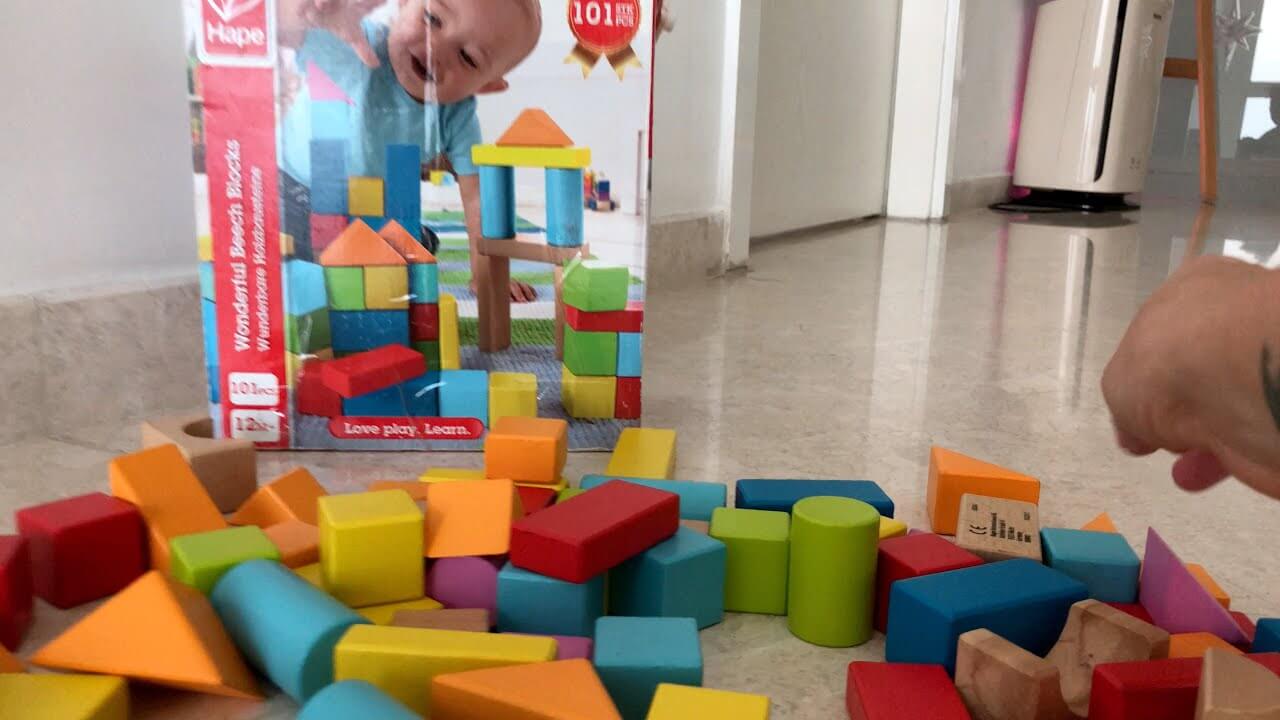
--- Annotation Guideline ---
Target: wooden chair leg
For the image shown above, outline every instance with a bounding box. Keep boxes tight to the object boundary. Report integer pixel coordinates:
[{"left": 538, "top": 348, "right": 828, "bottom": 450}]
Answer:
[
  {"left": 477, "top": 255, "right": 512, "bottom": 352},
  {"left": 1195, "top": 0, "right": 1218, "bottom": 204}
]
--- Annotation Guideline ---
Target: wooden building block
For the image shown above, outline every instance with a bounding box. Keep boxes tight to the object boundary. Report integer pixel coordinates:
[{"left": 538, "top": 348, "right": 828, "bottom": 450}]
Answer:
[
  {"left": 1169, "top": 633, "right": 1243, "bottom": 659},
  {"left": 319, "top": 490, "right": 424, "bottom": 607},
  {"left": 363, "top": 265, "right": 409, "bottom": 310},
  {"left": 0, "top": 644, "right": 22, "bottom": 673},
  {"left": 847, "top": 661, "right": 971, "bottom": 720},
  {"left": 927, "top": 447, "right": 1040, "bottom": 535},
  {"left": 32, "top": 571, "right": 261, "bottom": 699},
  {"left": 367, "top": 480, "right": 430, "bottom": 504},
  {"left": 516, "top": 485, "right": 556, "bottom": 516},
  {"left": 880, "top": 517, "right": 908, "bottom": 539},
  {"left": 15, "top": 493, "right": 145, "bottom": 609},
  {"left": 874, "top": 532, "right": 984, "bottom": 633},
  {"left": 321, "top": 345, "right": 425, "bottom": 399},
  {"left": 170, "top": 525, "right": 281, "bottom": 594},
  {"left": 488, "top": 372, "right": 537, "bottom": 424},
  {"left": 439, "top": 369, "right": 490, "bottom": 425},
  {"left": 378, "top": 220, "right": 435, "bottom": 263},
  {"left": 1196, "top": 648, "right": 1280, "bottom": 719},
  {"left": 565, "top": 300, "right": 644, "bottom": 333},
  {"left": 510, "top": 479, "right": 679, "bottom": 583},
  {"left": 347, "top": 177, "right": 384, "bottom": 217},
  {"left": 1046, "top": 600, "right": 1171, "bottom": 715},
  {"left": 393, "top": 608, "right": 490, "bottom": 633},
  {"left": 504, "top": 633, "right": 592, "bottom": 660},
  {"left": 109, "top": 444, "right": 227, "bottom": 572},
  {"left": 788, "top": 497, "right": 880, "bottom": 648},
  {"left": 409, "top": 302, "right": 439, "bottom": 341},
  {"left": 1139, "top": 528, "right": 1247, "bottom": 644},
  {"left": 294, "top": 562, "right": 325, "bottom": 588},
  {"left": 615, "top": 375, "right": 642, "bottom": 419},
  {"left": 562, "top": 365, "right": 617, "bottom": 418},
  {"left": 582, "top": 476, "right": 725, "bottom": 522},
  {"left": 230, "top": 467, "right": 327, "bottom": 527},
  {"left": 432, "top": 658, "right": 620, "bottom": 720},
  {"left": 298, "top": 680, "right": 419, "bottom": 720},
  {"left": 320, "top": 220, "right": 406, "bottom": 267},
  {"left": 610, "top": 527, "right": 726, "bottom": 629},
  {"left": 330, "top": 309, "right": 410, "bottom": 354},
  {"left": 1082, "top": 512, "right": 1119, "bottom": 533},
  {"left": 264, "top": 520, "right": 320, "bottom": 568},
  {"left": 1234, "top": 612, "right": 1258, "bottom": 649},
  {"left": 955, "top": 629, "right": 1071, "bottom": 720},
  {"left": 1257, "top": 620, "right": 1280, "bottom": 653},
  {"left": 1088, "top": 653, "right": 1280, "bottom": 720},
  {"left": 484, "top": 417, "right": 569, "bottom": 485},
  {"left": 734, "top": 478, "right": 895, "bottom": 517},
  {"left": 420, "top": 467, "right": 487, "bottom": 481},
  {"left": 471, "top": 144, "right": 591, "bottom": 169},
  {"left": 562, "top": 258, "right": 629, "bottom": 311},
  {"left": 563, "top": 326, "right": 618, "bottom": 375},
  {"left": 298, "top": 360, "right": 345, "bottom": 416},
  {"left": 709, "top": 507, "right": 789, "bottom": 615},
  {"left": 141, "top": 415, "right": 257, "bottom": 513},
  {"left": 1109, "top": 603, "right": 1157, "bottom": 625},
  {"left": 355, "top": 597, "right": 444, "bottom": 625},
  {"left": 310, "top": 214, "right": 349, "bottom": 254},
  {"left": 425, "top": 479, "right": 522, "bottom": 558},
  {"left": 1185, "top": 564, "right": 1230, "bottom": 610},
  {"left": 594, "top": 617, "right": 702, "bottom": 720},
  {"left": 648, "top": 683, "right": 768, "bottom": 720},
  {"left": 426, "top": 557, "right": 501, "bottom": 618},
  {"left": 545, "top": 167, "right": 585, "bottom": 248},
  {"left": 0, "top": 537, "right": 32, "bottom": 651},
  {"left": 956, "top": 494, "right": 1042, "bottom": 562},
  {"left": 496, "top": 108, "right": 575, "bottom": 147},
  {"left": 325, "top": 266, "right": 365, "bottom": 310},
  {"left": 334, "top": 625, "right": 556, "bottom": 715},
  {"left": 496, "top": 562, "right": 605, "bottom": 637},
  {"left": 1041, "top": 528, "right": 1141, "bottom": 602},
  {"left": 605, "top": 428, "right": 677, "bottom": 480},
  {"left": 439, "top": 292, "right": 461, "bottom": 369},
  {"left": 0, "top": 674, "right": 128, "bottom": 720}
]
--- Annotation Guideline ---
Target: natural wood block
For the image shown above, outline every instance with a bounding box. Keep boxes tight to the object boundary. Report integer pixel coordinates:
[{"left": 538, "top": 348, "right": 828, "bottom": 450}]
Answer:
[
  {"left": 1046, "top": 599, "right": 1171, "bottom": 715},
  {"left": 955, "top": 628, "right": 1072, "bottom": 720},
  {"left": 141, "top": 415, "right": 257, "bottom": 513},
  {"left": 393, "top": 609, "right": 490, "bottom": 633},
  {"left": 956, "top": 494, "right": 1042, "bottom": 562},
  {"left": 1196, "top": 648, "right": 1280, "bottom": 719}
]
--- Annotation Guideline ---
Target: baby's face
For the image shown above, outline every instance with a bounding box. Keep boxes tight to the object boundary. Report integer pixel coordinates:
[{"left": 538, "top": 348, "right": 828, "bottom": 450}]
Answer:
[{"left": 388, "top": 0, "right": 540, "bottom": 104}]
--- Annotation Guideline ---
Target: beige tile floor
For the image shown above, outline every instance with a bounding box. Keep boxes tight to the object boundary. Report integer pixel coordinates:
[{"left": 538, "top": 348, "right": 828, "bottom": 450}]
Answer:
[{"left": 3, "top": 200, "right": 1279, "bottom": 718}]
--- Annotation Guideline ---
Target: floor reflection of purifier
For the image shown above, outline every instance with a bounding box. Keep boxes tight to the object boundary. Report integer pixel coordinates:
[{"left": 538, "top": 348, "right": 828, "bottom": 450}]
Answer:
[{"left": 1012, "top": 0, "right": 1175, "bottom": 210}]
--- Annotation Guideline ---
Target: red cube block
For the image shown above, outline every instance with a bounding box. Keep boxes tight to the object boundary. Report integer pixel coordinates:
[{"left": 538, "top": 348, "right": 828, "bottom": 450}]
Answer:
[
  {"left": 0, "top": 536, "right": 33, "bottom": 650},
  {"left": 297, "top": 360, "right": 343, "bottom": 417},
  {"left": 1106, "top": 602, "right": 1156, "bottom": 626},
  {"left": 15, "top": 493, "right": 146, "bottom": 609},
  {"left": 614, "top": 376, "right": 641, "bottom": 419},
  {"left": 846, "top": 661, "right": 970, "bottom": 720},
  {"left": 410, "top": 303, "right": 439, "bottom": 342},
  {"left": 515, "top": 486, "right": 556, "bottom": 517},
  {"left": 310, "top": 213, "right": 348, "bottom": 253},
  {"left": 1088, "top": 653, "right": 1280, "bottom": 720},
  {"left": 874, "top": 533, "right": 983, "bottom": 632},
  {"left": 321, "top": 345, "right": 426, "bottom": 399}
]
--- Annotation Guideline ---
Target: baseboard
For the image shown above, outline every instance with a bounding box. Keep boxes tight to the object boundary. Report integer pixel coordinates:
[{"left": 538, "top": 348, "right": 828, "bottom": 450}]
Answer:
[
  {"left": 646, "top": 212, "right": 727, "bottom": 289},
  {"left": 946, "top": 174, "right": 1012, "bottom": 214}
]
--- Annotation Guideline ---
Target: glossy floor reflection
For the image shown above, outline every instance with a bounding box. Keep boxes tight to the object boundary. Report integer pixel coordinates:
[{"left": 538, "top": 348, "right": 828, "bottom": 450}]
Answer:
[{"left": 2, "top": 201, "right": 1279, "bottom": 718}]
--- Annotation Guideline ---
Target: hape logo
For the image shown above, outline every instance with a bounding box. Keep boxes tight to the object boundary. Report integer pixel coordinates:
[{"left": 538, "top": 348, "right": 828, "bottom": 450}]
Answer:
[{"left": 198, "top": 0, "right": 276, "bottom": 67}]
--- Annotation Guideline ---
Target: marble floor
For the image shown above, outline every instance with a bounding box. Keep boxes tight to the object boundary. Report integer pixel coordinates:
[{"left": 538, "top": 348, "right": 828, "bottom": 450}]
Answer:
[{"left": 2, "top": 197, "right": 1279, "bottom": 718}]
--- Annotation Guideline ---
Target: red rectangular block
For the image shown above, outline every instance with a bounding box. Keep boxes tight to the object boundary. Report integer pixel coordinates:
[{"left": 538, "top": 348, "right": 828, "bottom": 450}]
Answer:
[
  {"left": 297, "top": 360, "right": 343, "bottom": 417},
  {"left": 614, "top": 376, "right": 641, "bottom": 420},
  {"left": 846, "top": 661, "right": 970, "bottom": 720},
  {"left": 515, "top": 486, "right": 556, "bottom": 517},
  {"left": 0, "top": 536, "right": 33, "bottom": 651},
  {"left": 1106, "top": 602, "right": 1156, "bottom": 626},
  {"left": 15, "top": 493, "right": 146, "bottom": 609},
  {"left": 1088, "top": 653, "right": 1280, "bottom": 720},
  {"left": 874, "top": 533, "right": 984, "bottom": 632},
  {"left": 510, "top": 479, "right": 679, "bottom": 583},
  {"left": 321, "top": 344, "right": 426, "bottom": 398},
  {"left": 564, "top": 300, "right": 644, "bottom": 333},
  {"left": 410, "top": 303, "right": 439, "bottom": 342}
]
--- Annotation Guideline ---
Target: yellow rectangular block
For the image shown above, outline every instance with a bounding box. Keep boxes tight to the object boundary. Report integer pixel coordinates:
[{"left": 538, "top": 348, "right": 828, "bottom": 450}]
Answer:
[
  {"left": 281, "top": 232, "right": 295, "bottom": 257},
  {"left": 356, "top": 596, "right": 444, "bottom": 625},
  {"left": 334, "top": 625, "right": 557, "bottom": 715},
  {"left": 605, "top": 427, "right": 677, "bottom": 479},
  {"left": 472, "top": 144, "right": 591, "bottom": 170},
  {"left": 879, "top": 517, "right": 908, "bottom": 540},
  {"left": 197, "top": 234, "right": 213, "bottom": 262},
  {"left": 0, "top": 673, "right": 129, "bottom": 720},
  {"left": 561, "top": 365, "right": 616, "bottom": 419},
  {"left": 348, "top": 177, "right": 385, "bottom": 217},
  {"left": 440, "top": 293, "right": 461, "bottom": 370},
  {"left": 319, "top": 490, "right": 424, "bottom": 607},
  {"left": 293, "top": 562, "right": 325, "bottom": 589},
  {"left": 646, "top": 683, "right": 770, "bottom": 719},
  {"left": 363, "top": 265, "right": 409, "bottom": 310},
  {"left": 489, "top": 372, "right": 538, "bottom": 425}
]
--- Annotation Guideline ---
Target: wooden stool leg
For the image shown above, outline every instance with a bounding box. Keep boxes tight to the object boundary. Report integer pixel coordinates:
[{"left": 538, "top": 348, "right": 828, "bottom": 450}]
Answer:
[
  {"left": 1196, "top": 0, "right": 1218, "bottom": 204},
  {"left": 477, "top": 255, "right": 512, "bottom": 352},
  {"left": 554, "top": 264, "right": 565, "bottom": 360}
]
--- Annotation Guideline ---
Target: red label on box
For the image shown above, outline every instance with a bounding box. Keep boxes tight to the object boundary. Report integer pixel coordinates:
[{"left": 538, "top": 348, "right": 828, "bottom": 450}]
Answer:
[
  {"left": 197, "top": 0, "right": 276, "bottom": 67},
  {"left": 329, "top": 418, "right": 485, "bottom": 441}
]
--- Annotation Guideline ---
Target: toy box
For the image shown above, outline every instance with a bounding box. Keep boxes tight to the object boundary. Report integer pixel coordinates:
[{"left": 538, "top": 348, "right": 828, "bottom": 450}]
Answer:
[{"left": 184, "top": 0, "right": 652, "bottom": 449}]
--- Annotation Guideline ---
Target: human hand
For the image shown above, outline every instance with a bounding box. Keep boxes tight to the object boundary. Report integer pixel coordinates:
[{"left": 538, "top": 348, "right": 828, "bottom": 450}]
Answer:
[{"left": 302, "top": 0, "right": 385, "bottom": 67}]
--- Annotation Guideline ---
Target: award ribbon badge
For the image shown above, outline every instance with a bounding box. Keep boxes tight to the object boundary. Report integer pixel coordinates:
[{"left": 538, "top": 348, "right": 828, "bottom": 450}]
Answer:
[{"left": 565, "top": 0, "right": 643, "bottom": 79}]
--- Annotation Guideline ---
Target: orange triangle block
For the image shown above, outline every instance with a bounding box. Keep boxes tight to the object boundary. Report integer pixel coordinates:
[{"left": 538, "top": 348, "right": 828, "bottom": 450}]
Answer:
[
  {"left": 379, "top": 221, "right": 437, "bottom": 264},
  {"left": 320, "top": 220, "right": 407, "bottom": 267},
  {"left": 1082, "top": 512, "right": 1118, "bottom": 533},
  {"left": 31, "top": 572, "right": 261, "bottom": 700},
  {"left": 497, "top": 109, "right": 574, "bottom": 148},
  {"left": 927, "top": 446, "right": 1040, "bottom": 535},
  {"left": 431, "top": 659, "right": 621, "bottom": 719},
  {"left": 0, "top": 645, "right": 23, "bottom": 674}
]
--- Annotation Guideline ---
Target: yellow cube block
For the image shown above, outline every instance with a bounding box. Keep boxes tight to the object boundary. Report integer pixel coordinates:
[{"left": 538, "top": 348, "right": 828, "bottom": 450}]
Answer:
[
  {"left": 197, "top": 234, "right": 213, "bottom": 262},
  {"left": 348, "top": 177, "right": 385, "bottom": 217},
  {"left": 355, "top": 596, "right": 444, "bottom": 624},
  {"left": 318, "top": 490, "right": 424, "bottom": 607},
  {"left": 334, "top": 625, "right": 557, "bottom": 715},
  {"left": 605, "top": 427, "right": 677, "bottom": 479},
  {"left": 561, "top": 365, "right": 616, "bottom": 419},
  {"left": 364, "top": 265, "right": 410, "bottom": 310},
  {"left": 879, "top": 517, "right": 908, "bottom": 540},
  {"left": 0, "top": 674, "right": 129, "bottom": 720},
  {"left": 646, "top": 683, "right": 770, "bottom": 719},
  {"left": 489, "top": 372, "right": 538, "bottom": 425},
  {"left": 293, "top": 562, "right": 325, "bottom": 589},
  {"left": 439, "top": 293, "right": 461, "bottom": 370}
]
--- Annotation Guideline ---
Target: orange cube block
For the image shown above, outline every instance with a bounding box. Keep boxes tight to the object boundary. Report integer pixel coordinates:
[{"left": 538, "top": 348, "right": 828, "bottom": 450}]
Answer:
[
  {"left": 425, "top": 480, "right": 524, "bottom": 558},
  {"left": 229, "top": 468, "right": 326, "bottom": 527},
  {"left": 1168, "top": 632, "right": 1243, "bottom": 659},
  {"left": 263, "top": 520, "right": 320, "bottom": 568},
  {"left": 1186, "top": 563, "right": 1231, "bottom": 610},
  {"left": 483, "top": 417, "right": 568, "bottom": 485},
  {"left": 926, "top": 446, "right": 1040, "bottom": 535},
  {"left": 109, "top": 445, "right": 226, "bottom": 571}
]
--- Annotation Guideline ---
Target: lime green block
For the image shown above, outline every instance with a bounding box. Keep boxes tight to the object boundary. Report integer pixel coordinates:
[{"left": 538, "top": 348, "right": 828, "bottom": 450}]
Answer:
[
  {"left": 558, "top": 487, "right": 587, "bottom": 503},
  {"left": 562, "top": 258, "right": 629, "bottom": 311},
  {"left": 563, "top": 326, "right": 618, "bottom": 376},
  {"left": 170, "top": 526, "right": 281, "bottom": 594},
  {"left": 325, "top": 266, "right": 365, "bottom": 310},
  {"left": 787, "top": 497, "right": 879, "bottom": 647},
  {"left": 709, "top": 508, "right": 789, "bottom": 615},
  {"left": 413, "top": 340, "right": 441, "bottom": 371},
  {"left": 286, "top": 307, "right": 332, "bottom": 354}
]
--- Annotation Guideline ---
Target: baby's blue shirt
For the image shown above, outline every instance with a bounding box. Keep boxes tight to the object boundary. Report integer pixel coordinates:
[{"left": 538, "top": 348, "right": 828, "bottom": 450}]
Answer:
[{"left": 280, "top": 21, "right": 482, "bottom": 185}]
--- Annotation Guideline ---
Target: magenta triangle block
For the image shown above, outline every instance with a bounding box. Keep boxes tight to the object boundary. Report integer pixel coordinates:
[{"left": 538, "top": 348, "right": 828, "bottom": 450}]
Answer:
[
  {"left": 306, "top": 61, "right": 352, "bottom": 104},
  {"left": 1138, "top": 527, "right": 1246, "bottom": 644}
]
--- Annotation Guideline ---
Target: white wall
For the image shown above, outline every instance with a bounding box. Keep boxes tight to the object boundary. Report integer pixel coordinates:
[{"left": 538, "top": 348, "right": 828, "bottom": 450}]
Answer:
[{"left": 0, "top": 0, "right": 197, "bottom": 296}]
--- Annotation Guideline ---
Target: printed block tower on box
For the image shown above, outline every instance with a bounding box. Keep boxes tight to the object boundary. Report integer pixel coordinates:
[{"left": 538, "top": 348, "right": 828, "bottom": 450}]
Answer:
[{"left": 562, "top": 259, "right": 643, "bottom": 419}]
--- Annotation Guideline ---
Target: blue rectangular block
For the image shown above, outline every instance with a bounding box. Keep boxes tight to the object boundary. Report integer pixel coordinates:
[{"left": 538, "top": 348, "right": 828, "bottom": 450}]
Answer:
[
  {"left": 384, "top": 144, "right": 421, "bottom": 236},
  {"left": 401, "top": 372, "right": 440, "bottom": 417},
  {"left": 284, "top": 259, "right": 328, "bottom": 316},
  {"left": 609, "top": 528, "right": 725, "bottom": 629},
  {"left": 310, "top": 139, "right": 348, "bottom": 214},
  {"left": 594, "top": 617, "right": 702, "bottom": 720},
  {"left": 1253, "top": 618, "right": 1280, "bottom": 653},
  {"left": 409, "top": 264, "right": 438, "bottom": 304},
  {"left": 199, "top": 262, "right": 215, "bottom": 301},
  {"left": 1040, "top": 528, "right": 1140, "bottom": 603},
  {"left": 329, "top": 310, "right": 409, "bottom": 354},
  {"left": 201, "top": 298, "right": 219, "bottom": 366},
  {"left": 580, "top": 476, "right": 725, "bottom": 522},
  {"left": 616, "top": 332, "right": 642, "bottom": 377},
  {"left": 310, "top": 100, "right": 350, "bottom": 140},
  {"left": 885, "top": 559, "right": 1088, "bottom": 674},
  {"left": 438, "top": 369, "right": 489, "bottom": 426},
  {"left": 496, "top": 563, "right": 604, "bottom": 637},
  {"left": 545, "top": 168, "right": 584, "bottom": 247},
  {"left": 735, "top": 479, "right": 894, "bottom": 518}
]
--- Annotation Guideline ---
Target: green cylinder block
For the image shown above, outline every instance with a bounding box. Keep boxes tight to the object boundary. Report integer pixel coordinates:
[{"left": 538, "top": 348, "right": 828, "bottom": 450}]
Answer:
[{"left": 786, "top": 496, "right": 880, "bottom": 647}]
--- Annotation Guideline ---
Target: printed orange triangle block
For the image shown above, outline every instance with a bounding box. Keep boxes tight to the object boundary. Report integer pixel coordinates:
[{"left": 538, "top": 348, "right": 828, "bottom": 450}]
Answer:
[
  {"left": 1082, "top": 512, "right": 1118, "bottom": 533},
  {"left": 31, "top": 572, "right": 261, "bottom": 700},
  {"left": 927, "top": 446, "right": 1040, "bottom": 535},
  {"left": 931, "top": 447, "right": 1036, "bottom": 483},
  {"left": 431, "top": 659, "right": 622, "bottom": 719},
  {"left": 319, "top": 220, "right": 407, "bottom": 267},
  {"left": 379, "top": 221, "right": 437, "bottom": 264},
  {"left": 497, "top": 109, "right": 575, "bottom": 148}
]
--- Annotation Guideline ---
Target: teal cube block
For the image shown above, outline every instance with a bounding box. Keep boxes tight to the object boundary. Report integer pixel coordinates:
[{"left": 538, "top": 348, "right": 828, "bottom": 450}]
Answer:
[
  {"left": 580, "top": 476, "right": 725, "bottom": 522},
  {"left": 409, "top": 263, "right": 438, "bottom": 303},
  {"left": 1040, "top": 528, "right": 1141, "bottom": 603},
  {"left": 594, "top": 616, "right": 702, "bottom": 720},
  {"left": 495, "top": 563, "right": 604, "bottom": 637},
  {"left": 563, "top": 326, "right": 618, "bottom": 376},
  {"left": 439, "top": 369, "right": 489, "bottom": 426},
  {"left": 285, "top": 260, "right": 329, "bottom": 315},
  {"left": 562, "top": 258, "right": 629, "bottom": 311},
  {"left": 169, "top": 526, "right": 280, "bottom": 594},
  {"left": 609, "top": 528, "right": 725, "bottom": 629},
  {"left": 616, "top": 332, "right": 642, "bottom": 377},
  {"left": 286, "top": 307, "right": 332, "bottom": 355},
  {"left": 1255, "top": 619, "right": 1280, "bottom": 652}
]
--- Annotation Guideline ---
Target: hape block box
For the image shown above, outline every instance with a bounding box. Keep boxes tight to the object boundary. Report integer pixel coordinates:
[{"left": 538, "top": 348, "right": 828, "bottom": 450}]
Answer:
[{"left": 183, "top": 0, "right": 654, "bottom": 449}]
